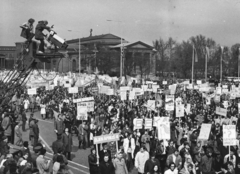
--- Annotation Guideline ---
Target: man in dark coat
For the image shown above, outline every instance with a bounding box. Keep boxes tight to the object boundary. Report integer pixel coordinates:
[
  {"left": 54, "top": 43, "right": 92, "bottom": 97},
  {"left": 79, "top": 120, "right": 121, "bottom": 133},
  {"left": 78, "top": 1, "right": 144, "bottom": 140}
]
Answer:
[
  {"left": 88, "top": 148, "right": 99, "bottom": 174},
  {"left": 99, "top": 154, "right": 115, "bottom": 174},
  {"left": 52, "top": 134, "right": 64, "bottom": 154},
  {"left": 35, "top": 20, "right": 51, "bottom": 53},
  {"left": 144, "top": 152, "right": 161, "bottom": 174},
  {"left": 99, "top": 144, "right": 112, "bottom": 163}
]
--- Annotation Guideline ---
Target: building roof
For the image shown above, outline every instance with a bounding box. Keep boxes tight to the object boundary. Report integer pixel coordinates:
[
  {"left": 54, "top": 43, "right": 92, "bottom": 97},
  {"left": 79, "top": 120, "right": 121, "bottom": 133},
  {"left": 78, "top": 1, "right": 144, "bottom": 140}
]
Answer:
[
  {"left": 109, "top": 41, "right": 154, "bottom": 50},
  {"left": 66, "top": 33, "right": 127, "bottom": 44}
]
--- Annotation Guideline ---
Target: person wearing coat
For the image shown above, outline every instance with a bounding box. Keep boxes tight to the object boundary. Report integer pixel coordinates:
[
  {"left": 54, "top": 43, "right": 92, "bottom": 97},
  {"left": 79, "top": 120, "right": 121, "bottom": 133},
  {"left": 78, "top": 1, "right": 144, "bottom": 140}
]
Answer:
[
  {"left": 99, "top": 154, "right": 115, "bottom": 174},
  {"left": 36, "top": 148, "right": 51, "bottom": 174},
  {"left": 135, "top": 146, "right": 149, "bottom": 174},
  {"left": 54, "top": 114, "right": 65, "bottom": 136},
  {"left": 35, "top": 20, "right": 51, "bottom": 53},
  {"left": 166, "top": 149, "right": 182, "bottom": 171},
  {"left": 1, "top": 114, "right": 12, "bottom": 143},
  {"left": 123, "top": 133, "right": 135, "bottom": 172},
  {"left": 78, "top": 121, "right": 89, "bottom": 149},
  {"left": 52, "top": 134, "right": 64, "bottom": 155},
  {"left": 62, "top": 127, "right": 73, "bottom": 160},
  {"left": 113, "top": 152, "right": 128, "bottom": 174},
  {"left": 88, "top": 148, "right": 100, "bottom": 174}
]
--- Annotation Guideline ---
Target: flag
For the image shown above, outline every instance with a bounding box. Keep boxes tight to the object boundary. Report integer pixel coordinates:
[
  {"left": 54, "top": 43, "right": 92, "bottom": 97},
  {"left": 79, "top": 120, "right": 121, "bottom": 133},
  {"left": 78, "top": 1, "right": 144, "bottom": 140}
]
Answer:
[
  {"left": 193, "top": 45, "right": 198, "bottom": 62},
  {"left": 205, "top": 46, "right": 209, "bottom": 61}
]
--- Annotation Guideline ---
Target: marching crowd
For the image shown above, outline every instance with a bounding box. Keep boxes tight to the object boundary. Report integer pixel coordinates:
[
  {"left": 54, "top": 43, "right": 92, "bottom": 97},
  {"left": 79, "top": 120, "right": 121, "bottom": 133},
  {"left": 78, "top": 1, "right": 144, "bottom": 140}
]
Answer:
[{"left": 0, "top": 78, "right": 240, "bottom": 174}]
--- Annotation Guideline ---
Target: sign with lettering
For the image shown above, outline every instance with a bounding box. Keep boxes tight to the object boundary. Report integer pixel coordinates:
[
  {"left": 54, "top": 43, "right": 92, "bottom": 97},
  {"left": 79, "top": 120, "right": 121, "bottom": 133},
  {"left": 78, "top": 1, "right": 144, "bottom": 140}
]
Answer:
[
  {"left": 198, "top": 124, "right": 212, "bottom": 140},
  {"left": 165, "top": 95, "right": 174, "bottom": 111},
  {"left": 93, "top": 133, "right": 119, "bottom": 144},
  {"left": 68, "top": 87, "right": 78, "bottom": 93},
  {"left": 144, "top": 119, "right": 152, "bottom": 129},
  {"left": 157, "top": 117, "right": 170, "bottom": 140},
  {"left": 215, "top": 107, "right": 227, "bottom": 117},
  {"left": 73, "top": 97, "right": 94, "bottom": 103},
  {"left": 223, "top": 125, "right": 236, "bottom": 146},
  {"left": 133, "top": 118, "right": 143, "bottom": 130},
  {"left": 28, "top": 88, "right": 37, "bottom": 95}
]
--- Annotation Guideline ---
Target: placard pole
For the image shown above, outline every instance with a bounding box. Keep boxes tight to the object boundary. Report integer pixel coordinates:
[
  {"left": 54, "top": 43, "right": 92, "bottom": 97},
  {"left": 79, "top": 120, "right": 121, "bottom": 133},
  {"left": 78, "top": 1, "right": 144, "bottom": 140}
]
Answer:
[
  {"left": 96, "top": 144, "right": 99, "bottom": 164},
  {"left": 116, "top": 141, "right": 119, "bottom": 153}
]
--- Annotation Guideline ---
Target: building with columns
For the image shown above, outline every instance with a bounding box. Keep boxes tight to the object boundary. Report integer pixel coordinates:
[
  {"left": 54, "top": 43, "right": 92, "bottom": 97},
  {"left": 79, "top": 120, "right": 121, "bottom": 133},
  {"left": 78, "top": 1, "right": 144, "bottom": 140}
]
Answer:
[{"left": 1, "top": 33, "right": 156, "bottom": 77}]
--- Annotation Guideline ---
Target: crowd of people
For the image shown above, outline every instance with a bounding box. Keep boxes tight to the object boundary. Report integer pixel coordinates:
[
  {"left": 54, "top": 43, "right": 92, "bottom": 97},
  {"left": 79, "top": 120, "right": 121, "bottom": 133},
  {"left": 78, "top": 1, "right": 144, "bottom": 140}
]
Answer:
[{"left": 0, "top": 76, "right": 240, "bottom": 174}]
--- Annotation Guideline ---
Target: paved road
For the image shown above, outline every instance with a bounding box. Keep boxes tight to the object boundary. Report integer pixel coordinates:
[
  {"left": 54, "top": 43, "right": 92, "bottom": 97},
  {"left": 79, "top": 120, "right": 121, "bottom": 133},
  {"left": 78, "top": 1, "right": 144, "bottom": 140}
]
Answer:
[{"left": 21, "top": 111, "right": 138, "bottom": 174}]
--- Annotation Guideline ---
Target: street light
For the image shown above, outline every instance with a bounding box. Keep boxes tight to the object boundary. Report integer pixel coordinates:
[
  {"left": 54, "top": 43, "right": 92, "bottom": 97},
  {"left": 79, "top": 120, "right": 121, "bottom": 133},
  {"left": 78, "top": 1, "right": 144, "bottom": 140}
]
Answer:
[{"left": 68, "top": 30, "right": 81, "bottom": 74}]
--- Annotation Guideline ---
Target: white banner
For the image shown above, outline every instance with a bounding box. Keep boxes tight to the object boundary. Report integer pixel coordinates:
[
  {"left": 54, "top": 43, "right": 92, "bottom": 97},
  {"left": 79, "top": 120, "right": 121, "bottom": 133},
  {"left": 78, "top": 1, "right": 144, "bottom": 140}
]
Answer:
[
  {"left": 158, "top": 117, "right": 170, "bottom": 140},
  {"left": 28, "top": 88, "right": 37, "bottom": 95},
  {"left": 198, "top": 124, "right": 212, "bottom": 140},
  {"left": 223, "top": 125, "right": 236, "bottom": 146},
  {"left": 77, "top": 104, "right": 88, "bottom": 120},
  {"left": 68, "top": 87, "right": 78, "bottom": 93},
  {"left": 165, "top": 95, "right": 174, "bottom": 111},
  {"left": 73, "top": 97, "right": 94, "bottom": 103}
]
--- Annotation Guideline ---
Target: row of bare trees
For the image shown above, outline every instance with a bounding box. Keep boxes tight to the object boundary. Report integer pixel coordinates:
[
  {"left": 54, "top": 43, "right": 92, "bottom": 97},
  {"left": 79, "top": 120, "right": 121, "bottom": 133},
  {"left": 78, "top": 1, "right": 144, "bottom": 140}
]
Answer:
[{"left": 153, "top": 35, "right": 240, "bottom": 79}]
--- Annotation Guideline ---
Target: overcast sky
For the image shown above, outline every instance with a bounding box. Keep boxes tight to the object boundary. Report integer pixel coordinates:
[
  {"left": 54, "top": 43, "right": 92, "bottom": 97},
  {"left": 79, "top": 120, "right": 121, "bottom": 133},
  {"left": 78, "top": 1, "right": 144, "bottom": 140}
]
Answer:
[{"left": 1, "top": 0, "right": 240, "bottom": 47}]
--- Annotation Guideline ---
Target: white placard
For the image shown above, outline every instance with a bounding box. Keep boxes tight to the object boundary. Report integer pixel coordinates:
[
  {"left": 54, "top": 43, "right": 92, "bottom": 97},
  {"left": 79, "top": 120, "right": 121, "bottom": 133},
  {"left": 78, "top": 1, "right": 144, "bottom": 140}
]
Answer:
[
  {"left": 28, "top": 88, "right": 37, "bottom": 95},
  {"left": 215, "top": 107, "right": 227, "bottom": 117},
  {"left": 163, "top": 81, "right": 167, "bottom": 85},
  {"left": 223, "top": 125, "right": 236, "bottom": 146},
  {"left": 133, "top": 118, "right": 143, "bottom": 130},
  {"left": 77, "top": 104, "right": 88, "bottom": 120},
  {"left": 198, "top": 124, "right": 212, "bottom": 140},
  {"left": 120, "top": 91, "right": 127, "bottom": 100},
  {"left": 158, "top": 117, "right": 170, "bottom": 140},
  {"left": 165, "top": 95, "right": 174, "bottom": 111},
  {"left": 68, "top": 87, "right": 78, "bottom": 93},
  {"left": 176, "top": 104, "right": 185, "bottom": 117},
  {"left": 73, "top": 97, "right": 94, "bottom": 103},
  {"left": 197, "top": 80, "right": 202, "bottom": 85},
  {"left": 145, "top": 119, "right": 152, "bottom": 129}
]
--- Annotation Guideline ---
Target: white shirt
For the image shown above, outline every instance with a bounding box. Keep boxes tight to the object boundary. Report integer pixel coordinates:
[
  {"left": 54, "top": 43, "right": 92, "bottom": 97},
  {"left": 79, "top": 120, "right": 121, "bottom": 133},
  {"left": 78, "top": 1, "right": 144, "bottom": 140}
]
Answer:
[{"left": 164, "top": 168, "right": 178, "bottom": 174}]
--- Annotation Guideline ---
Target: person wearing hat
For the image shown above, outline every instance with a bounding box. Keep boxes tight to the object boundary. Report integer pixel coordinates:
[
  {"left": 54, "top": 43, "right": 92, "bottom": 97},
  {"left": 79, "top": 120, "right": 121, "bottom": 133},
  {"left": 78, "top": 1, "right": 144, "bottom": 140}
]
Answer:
[
  {"left": 20, "top": 18, "right": 35, "bottom": 51},
  {"left": 35, "top": 20, "right": 51, "bottom": 53}
]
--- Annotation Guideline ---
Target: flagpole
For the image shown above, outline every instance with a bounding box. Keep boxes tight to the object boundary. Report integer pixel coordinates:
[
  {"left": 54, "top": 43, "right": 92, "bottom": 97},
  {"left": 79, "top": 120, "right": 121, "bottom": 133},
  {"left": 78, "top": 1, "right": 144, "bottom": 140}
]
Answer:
[
  {"left": 205, "top": 47, "right": 208, "bottom": 81},
  {"left": 192, "top": 45, "right": 194, "bottom": 88},
  {"left": 220, "top": 46, "right": 223, "bottom": 83},
  {"left": 238, "top": 48, "right": 240, "bottom": 81}
]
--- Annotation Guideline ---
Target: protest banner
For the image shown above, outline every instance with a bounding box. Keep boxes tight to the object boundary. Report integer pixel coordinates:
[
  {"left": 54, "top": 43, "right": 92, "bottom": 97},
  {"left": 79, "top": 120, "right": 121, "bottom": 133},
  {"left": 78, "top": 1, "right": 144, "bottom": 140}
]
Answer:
[
  {"left": 129, "top": 91, "right": 135, "bottom": 100},
  {"left": 73, "top": 97, "right": 94, "bottom": 103},
  {"left": 77, "top": 104, "right": 88, "bottom": 120},
  {"left": 99, "top": 86, "right": 110, "bottom": 94},
  {"left": 185, "top": 104, "right": 191, "bottom": 114},
  {"left": 93, "top": 133, "right": 119, "bottom": 144},
  {"left": 157, "top": 117, "right": 170, "bottom": 140},
  {"left": 176, "top": 104, "right": 185, "bottom": 117},
  {"left": 133, "top": 118, "right": 143, "bottom": 130},
  {"left": 120, "top": 86, "right": 131, "bottom": 91},
  {"left": 68, "top": 87, "right": 78, "bottom": 93},
  {"left": 198, "top": 124, "right": 212, "bottom": 140},
  {"left": 163, "top": 81, "right": 167, "bottom": 85},
  {"left": 197, "top": 80, "right": 202, "bottom": 85},
  {"left": 147, "top": 100, "right": 155, "bottom": 111},
  {"left": 120, "top": 91, "right": 127, "bottom": 101},
  {"left": 141, "top": 85, "right": 148, "bottom": 91},
  {"left": 223, "top": 125, "right": 236, "bottom": 146},
  {"left": 216, "top": 87, "right": 222, "bottom": 95},
  {"left": 165, "top": 95, "right": 174, "bottom": 111},
  {"left": 82, "top": 101, "right": 95, "bottom": 112},
  {"left": 28, "top": 88, "right": 37, "bottom": 95},
  {"left": 144, "top": 119, "right": 152, "bottom": 129},
  {"left": 106, "top": 89, "right": 114, "bottom": 95},
  {"left": 215, "top": 107, "right": 227, "bottom": 117},
  {"left": 153, "top": 117, "right": 160, "bottom": 127}
]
